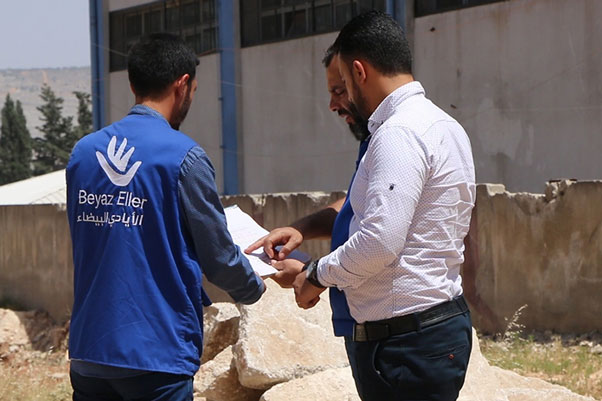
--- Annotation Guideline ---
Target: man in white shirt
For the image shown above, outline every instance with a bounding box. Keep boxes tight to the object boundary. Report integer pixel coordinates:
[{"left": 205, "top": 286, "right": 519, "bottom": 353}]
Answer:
[{"left": 249, "top": 10, "right": 475, "bottom": 401}]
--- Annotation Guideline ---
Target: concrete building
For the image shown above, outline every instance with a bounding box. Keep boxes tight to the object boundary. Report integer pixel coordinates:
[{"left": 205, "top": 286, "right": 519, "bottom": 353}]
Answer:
[{"left": 90, "top": 0, "right": 601, "bottom": 194}]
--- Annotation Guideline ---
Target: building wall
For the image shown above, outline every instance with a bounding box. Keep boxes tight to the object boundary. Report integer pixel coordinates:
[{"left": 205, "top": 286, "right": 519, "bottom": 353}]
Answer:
[
  {"left": 107, "top": 55, "right": 224, "bottom": 192},
  {"left": 413, "top": 0, "right": 602, "bottom": 192},
  {"left": 239, "top": 33, "right": 360, "bottom": 194},
  {"left": 104, "top": 2, "right": 359, "bottom": 194},
  {"left": 107, "top": 32, "right": 359, "bottom": 195}
]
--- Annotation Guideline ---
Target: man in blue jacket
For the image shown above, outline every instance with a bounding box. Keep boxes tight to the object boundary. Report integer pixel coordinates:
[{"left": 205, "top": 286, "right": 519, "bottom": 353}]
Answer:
[{"left": 66, "top": 33, "right": 265, "bottom": 401}]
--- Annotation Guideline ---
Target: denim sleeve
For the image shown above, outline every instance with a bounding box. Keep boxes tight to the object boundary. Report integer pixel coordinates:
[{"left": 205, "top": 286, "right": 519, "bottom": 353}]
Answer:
[{"left": 178, "top": 146, "right": 264, "bottom": 304}]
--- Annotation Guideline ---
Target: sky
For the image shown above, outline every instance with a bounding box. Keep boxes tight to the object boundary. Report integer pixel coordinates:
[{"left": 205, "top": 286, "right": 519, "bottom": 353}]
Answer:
[{"left": 0, "top": 0, "right": 90, "bottom": 69}]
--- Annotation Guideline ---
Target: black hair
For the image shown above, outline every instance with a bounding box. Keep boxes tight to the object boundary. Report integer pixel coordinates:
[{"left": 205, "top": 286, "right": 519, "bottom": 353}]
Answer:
[
  {"left": 331, "top": 10, "right": 412, "bottom": 76},
  {"left": 322, "top": 44, "right": 336, "bottom": 67},
  {"left": 128, "top": 33, "right": 200, "bottom": 98}
]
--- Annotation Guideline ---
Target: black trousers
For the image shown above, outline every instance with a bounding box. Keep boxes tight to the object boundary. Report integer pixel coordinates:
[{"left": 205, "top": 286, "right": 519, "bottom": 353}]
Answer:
[
  {"left": 345, "top": 310, "right": 472, "bottom": 401},
  {"left": 70, "top": 370, "right": 193, "bottom": 401}
]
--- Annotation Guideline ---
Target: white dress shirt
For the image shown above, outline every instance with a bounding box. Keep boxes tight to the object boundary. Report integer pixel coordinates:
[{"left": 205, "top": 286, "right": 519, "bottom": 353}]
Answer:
[{"left": 317, "top": 81, "right": 476, "bottom": 324}]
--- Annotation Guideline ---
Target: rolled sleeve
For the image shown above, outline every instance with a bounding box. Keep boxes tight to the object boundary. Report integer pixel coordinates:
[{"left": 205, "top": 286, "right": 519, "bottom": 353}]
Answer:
[{"left": 178, "top": 146, "right": 264, "bottom": 304}]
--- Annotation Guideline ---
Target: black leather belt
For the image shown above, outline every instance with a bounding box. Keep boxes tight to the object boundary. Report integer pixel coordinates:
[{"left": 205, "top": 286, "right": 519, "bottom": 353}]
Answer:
[{"left": 352, "top": 296, "right": 469, "bottom": 342}]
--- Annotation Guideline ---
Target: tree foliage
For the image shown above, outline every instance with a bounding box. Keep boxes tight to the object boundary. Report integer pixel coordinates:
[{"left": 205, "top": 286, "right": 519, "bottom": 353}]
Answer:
[
  {"left": 73, "top": 91, "right": 92, "bottom": 138},
  {"left": 33, "top": 85, "right": 91, "bottom": 176},
  {"left": 0, "top": 94, "right": 32, "bottom": 185}
]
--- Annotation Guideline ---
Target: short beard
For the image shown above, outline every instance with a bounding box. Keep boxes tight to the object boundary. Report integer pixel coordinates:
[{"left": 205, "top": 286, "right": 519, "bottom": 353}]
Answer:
[
  {"left": 348, "top": 120, "right": 370, "bottom": 141},
  {"left": 346, "top": 102, "right": 370, "bottom": 141},
  {"left": 171, "top": 84, "right": 192, "bottom": 130}
]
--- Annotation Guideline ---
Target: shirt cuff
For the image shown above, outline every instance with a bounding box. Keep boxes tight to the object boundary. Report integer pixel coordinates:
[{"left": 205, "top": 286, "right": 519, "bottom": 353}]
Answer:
[{"left": 316, "top": 257, "right": 334, "bottom": 287}]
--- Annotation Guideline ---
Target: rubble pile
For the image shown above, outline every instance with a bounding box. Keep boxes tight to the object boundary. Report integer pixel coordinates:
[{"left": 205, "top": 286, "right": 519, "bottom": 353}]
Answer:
[{"left": 195, "top": 281, "right": 596, "bottom": 401}]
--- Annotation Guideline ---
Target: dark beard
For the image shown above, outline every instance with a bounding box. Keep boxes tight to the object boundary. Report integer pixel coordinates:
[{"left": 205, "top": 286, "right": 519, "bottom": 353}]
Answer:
[
  {"left": 348, "top": 120, "right": 370, "bottom": 141},
  {"left": 171, "top": 85, "right": 192, "bottom": 130},
  {"left": 346, "top": 102, "right": 370, "bottom": 141}
]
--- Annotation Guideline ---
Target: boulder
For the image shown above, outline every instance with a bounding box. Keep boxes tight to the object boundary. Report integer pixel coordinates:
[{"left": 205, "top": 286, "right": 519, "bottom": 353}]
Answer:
[
  {"left": 194, "top": 346, "right": 264, "bottom": 401},
  {"left": 233, "top": 280, "right": 349, "bottom": 389},
  {"left": 0, "top": 308, "right": 65, "bottom": 351},
  {"left": 259, "top": 367, "right": 360, "bottom": 401},
  {"left": 257, "top": 329, "right": 596, "bottom": 401},
  {"left": 0, "top": 309, "right": 30, "bottom": 347},
  {"left": 202, "top": 303, "right": 240, "bottom": 363}
]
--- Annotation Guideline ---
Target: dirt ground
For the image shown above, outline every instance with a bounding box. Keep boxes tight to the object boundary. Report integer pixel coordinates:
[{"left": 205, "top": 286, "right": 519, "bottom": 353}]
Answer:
[
  {"left": 0, "top": 309, "right": 71, "bottom": 400},
  {"left": 1, "top": 308, "right": 601, "bottom": 401}
]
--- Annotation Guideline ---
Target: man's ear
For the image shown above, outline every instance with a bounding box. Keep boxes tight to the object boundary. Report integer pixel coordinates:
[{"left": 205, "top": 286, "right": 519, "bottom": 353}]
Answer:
[
  {"left": 352, "top": 60, "right": 367, "bottom": 84},
  {"left": 174, "top": 74, "right": 190, "bottom": 95}
]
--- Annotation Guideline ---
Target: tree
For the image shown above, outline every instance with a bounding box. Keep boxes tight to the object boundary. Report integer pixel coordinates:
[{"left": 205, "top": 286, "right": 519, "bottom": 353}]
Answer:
[
  {"left": 73, "top": 91, "right": 92, "bottom": 138},
  {"left": 0, "top": 94, "right": 32, "bottom": 185},
  {"left": 32, "top": 84, "right": 75, "bottom": 175}
]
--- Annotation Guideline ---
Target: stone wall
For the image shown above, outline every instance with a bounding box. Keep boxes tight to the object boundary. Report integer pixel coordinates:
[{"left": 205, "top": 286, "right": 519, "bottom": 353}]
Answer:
[
  {"left": 0, "top": 204, "right": 73, "bottom": 323},
  {"left": 1, "top": 182, "right": 601, "bottom": 334},
  {"left": 0, "top": 192, "right": 344, "bottom": 323},
  {"left": 464, "top": 180, "right": 602, "bottom": 333}
]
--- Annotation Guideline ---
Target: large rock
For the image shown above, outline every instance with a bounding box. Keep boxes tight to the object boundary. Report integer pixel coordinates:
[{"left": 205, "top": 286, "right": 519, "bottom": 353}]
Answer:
[
  {"left": 194, "top": 346, "right": 264, "bottom": 401},
  {"left": 459, "top": 329, "right": 596, "bottom": 401},
  {"left": 202, "top": 303, "right": 240, "bottom": 363},
  {"left": 259, "top": 367, "right": 360, "bottom": 401},
  {"left": 233, "top": 280, "right": 349, "bottom": 389},
  {"left": 257, "top": 329, "right": 596, "bottom": 401},
  {"left": 0, "top": 308, "right": 66, "bottom": 351},
  {"left": 0, "top": 309, "right": 30, "bottom": 347}
]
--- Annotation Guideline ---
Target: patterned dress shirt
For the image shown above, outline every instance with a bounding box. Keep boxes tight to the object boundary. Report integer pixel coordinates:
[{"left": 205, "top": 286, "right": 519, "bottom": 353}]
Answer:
[{"left": 317, "top": 81, "right": 476, "bottom": 324}]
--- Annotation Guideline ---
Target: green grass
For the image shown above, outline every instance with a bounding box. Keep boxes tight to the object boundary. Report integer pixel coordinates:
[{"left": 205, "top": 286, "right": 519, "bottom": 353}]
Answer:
[{"left": 479, "top": 333, "right": 602, "bottom": 400}]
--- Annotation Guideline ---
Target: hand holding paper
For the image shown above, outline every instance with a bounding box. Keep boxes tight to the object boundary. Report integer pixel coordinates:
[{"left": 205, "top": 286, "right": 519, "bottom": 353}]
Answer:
[
  {"left": 245, "top": 226, "right": 304, "bottom": 260},
  {"left": 224, "top": 205, "right": 310, "bottom": 277}
]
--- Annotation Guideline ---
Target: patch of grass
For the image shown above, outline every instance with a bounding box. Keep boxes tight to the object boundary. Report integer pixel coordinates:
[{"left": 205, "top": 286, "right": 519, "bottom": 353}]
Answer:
[{"left": 479, "top": 334, "right": 602, "bottom": 400}]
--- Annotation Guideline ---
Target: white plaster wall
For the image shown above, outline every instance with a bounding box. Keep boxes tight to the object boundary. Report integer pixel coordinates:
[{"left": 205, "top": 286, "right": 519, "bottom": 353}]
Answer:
[
  {"left": 107, "top": 55, "right": 223, "bottom": 192},
  {"left": 107, "top": 70, "right": 134, "bottom": 123},
  {"left": 239, "top": 33, "right": 360, "bottom": 194},
  {"left": 413, "top": 0, "right": 602, "bottom": 192},
  {"left": 179, "top": 54, "right": 223, "bottom": 192}
]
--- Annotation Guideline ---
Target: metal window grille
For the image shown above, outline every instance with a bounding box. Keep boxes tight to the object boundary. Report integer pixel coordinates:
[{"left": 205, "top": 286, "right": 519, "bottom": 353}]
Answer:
[
  {"left": 415, "top": 0, "right": 505, "bottom": 18},
  {"left": 240, "top": 0, "right": 386, "bottom": 47},
  {"left": 109, "top": 0, "right": 218, "bottom": 72}
]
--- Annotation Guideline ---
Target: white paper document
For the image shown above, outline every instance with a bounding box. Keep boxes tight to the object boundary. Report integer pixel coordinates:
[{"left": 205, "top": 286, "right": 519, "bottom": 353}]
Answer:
[{"left": 224, "top": 205, "right": 311, "bottom": 277}]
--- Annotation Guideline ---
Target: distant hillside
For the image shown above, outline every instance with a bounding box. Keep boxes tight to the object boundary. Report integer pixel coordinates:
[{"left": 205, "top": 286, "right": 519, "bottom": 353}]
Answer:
[{"left": 0, "top": 67, "right": 91, "bottom": 138}]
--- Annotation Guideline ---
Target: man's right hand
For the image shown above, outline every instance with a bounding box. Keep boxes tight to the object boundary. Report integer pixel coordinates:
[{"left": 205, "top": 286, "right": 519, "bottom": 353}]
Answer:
[{"left": 245, "top": 226, "right": 304, "bottom": 260}]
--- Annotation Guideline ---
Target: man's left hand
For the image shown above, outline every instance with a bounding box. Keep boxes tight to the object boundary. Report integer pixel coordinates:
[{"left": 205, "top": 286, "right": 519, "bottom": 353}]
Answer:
[
  {"left": 293, "top": 271, "right": 326, "bottom": 309},
  {"left": 270, "top": 258, "right": 305, "bottom": 288}
]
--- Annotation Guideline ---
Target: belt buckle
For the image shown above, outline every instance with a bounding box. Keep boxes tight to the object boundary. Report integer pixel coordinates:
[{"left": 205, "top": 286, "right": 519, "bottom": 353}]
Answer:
[{"left": 353, "top": 324, "right": 368, "bottom": 342}]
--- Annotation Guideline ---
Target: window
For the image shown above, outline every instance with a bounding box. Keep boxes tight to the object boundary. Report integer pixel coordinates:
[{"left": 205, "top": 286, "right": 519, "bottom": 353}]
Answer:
[
  {"left": 415, "top": 0, "right": 504, "bottom": 17},
  {"left": 109, "top": 0, "right": 218, "bottom": 72},
  {"left": 241, "top": 0, "right": 386, "bottom": 47}
]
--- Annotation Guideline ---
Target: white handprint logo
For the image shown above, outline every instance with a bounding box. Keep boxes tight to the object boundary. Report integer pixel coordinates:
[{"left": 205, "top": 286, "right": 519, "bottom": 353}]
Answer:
[{"left": 96, "top": 136, "right": 142, "bottom": 186}]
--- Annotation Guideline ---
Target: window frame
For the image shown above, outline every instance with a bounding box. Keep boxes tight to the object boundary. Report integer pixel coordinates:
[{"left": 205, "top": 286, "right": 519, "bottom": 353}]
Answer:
[
  {"left": 240, "top": 0, "right": 386, "bottom": 48},
  {"left": 109, "top": 0, "right": 218, "bottom": 72},
  {"left": 414, "top": 0, "right": 505, "bottom": 18}
]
